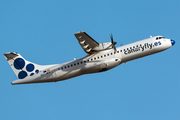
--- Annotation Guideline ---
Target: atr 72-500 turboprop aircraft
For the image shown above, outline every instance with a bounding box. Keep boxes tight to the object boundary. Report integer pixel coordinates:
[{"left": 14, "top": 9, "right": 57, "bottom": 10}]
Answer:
[{"left": 4, "top": 31, "right": 175, "bottom": 85}]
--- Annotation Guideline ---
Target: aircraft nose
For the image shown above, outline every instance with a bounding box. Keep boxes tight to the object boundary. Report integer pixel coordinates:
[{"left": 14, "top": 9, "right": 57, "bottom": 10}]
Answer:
[{"left": 171, "top": 39, "right": 175, "bottom": 46}]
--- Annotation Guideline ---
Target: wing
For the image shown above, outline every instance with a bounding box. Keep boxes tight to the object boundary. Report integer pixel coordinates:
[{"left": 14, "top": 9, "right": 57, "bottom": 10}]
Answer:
[{"left": 74, "top": 31, "right": 99, "bottom": 54}]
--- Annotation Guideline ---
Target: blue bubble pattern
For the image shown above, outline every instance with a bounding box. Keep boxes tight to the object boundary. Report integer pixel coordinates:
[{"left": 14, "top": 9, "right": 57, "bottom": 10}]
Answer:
[
  {"left": 26, "top": 63, "right": 35, "bottom": 72},
  {"left": 35, "top": 69, "right": 39, "bottom": 74},
  {"left": 14, "top": 58, "right": 25, "bottom": 70},
  {"left": 14, "top": 58, "right": 39, "bottom": 79},
  {"left": 30, "top": 73, "right": 34, "bottom": 76},
  {"left": 18, "top": 71, "right": 28, "bottom": 79}
]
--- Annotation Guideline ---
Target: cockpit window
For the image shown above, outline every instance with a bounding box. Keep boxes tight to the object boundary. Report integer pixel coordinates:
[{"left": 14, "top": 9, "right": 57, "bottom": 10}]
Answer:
[{"left": 156, "top": 37, "right": 165, "bottom": 40}]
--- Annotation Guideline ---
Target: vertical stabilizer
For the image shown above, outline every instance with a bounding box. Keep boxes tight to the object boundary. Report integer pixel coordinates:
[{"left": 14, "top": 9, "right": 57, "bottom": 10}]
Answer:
[{"left": 4, "top": 52, "right": 55, "bottom": 79}]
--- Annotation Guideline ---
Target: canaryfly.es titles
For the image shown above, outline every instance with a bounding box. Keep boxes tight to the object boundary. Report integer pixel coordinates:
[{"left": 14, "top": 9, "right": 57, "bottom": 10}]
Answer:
[{"left": 124, "top": 41, "right": 161, "bottom": 55}]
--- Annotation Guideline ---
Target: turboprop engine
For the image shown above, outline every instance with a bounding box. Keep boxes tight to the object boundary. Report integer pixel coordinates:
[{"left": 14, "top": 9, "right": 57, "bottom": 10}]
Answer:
[
  {"left": 93, "top": 42, "right": 114, "bottom": 51},
  {"left": 75, "top": 31, "right": 117, "bottom": 54}
]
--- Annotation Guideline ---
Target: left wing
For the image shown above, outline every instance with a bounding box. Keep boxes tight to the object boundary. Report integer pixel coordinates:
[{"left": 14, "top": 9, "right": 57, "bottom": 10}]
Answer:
[{"left": 74, "top": 31, "right": 99, "bottom": 54}]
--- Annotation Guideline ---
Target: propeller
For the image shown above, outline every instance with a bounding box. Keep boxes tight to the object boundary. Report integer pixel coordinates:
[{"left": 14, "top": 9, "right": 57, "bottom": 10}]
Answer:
[{"left": 110, "top": 33, "right": 117, "bottom": 53}]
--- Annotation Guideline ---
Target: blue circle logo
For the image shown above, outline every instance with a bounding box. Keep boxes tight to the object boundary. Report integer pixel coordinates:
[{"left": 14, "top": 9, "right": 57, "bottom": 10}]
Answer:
[
  {"left": 35, "top": 69, "right": 39, "bottom": 74},
  {"left": 14, "top": 58, "right": 25, "bottom": 70},
  {"left": 14, "top": 58, "right": 39, "bottom": 79},
  {"left": 26, "top": 63, "right": 35, "bottom": 72},
  {"left": 18, "top": 71, "right": 28, "bottom": 79}
]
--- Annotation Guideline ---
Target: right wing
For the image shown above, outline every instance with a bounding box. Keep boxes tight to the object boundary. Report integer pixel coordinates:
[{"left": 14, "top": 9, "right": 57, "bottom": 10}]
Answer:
[{"left": 74, "top": 31, "right": 99, "bottom": 55}]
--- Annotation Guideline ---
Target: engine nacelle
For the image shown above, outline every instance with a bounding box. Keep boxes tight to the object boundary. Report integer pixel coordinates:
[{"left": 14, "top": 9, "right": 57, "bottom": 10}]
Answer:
[{"left": 93, "top": 42, "right": 113, "bottom": 51}]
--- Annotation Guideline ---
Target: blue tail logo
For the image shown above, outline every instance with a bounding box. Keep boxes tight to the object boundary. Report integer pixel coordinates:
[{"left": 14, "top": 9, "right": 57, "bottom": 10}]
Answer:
[{"left": 14, "top": 58, "right": 39, "bottom": 79}]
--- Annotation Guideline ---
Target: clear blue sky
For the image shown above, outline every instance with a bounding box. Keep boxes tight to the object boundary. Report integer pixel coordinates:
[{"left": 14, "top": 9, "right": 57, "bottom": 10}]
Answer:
[{"left": 0, "top": 0, "right": 179, "bottom": 120}]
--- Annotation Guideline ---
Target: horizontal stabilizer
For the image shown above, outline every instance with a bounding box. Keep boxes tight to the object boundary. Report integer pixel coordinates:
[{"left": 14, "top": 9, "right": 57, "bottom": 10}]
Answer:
[{"left": 4, "top": 52, "right": 18, "bottom": 60}]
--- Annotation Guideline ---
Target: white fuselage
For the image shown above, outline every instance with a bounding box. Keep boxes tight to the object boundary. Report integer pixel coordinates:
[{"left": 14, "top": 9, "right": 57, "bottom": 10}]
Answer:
[{"left": 11, "top": 36, "right": 174, "bottom": 84}]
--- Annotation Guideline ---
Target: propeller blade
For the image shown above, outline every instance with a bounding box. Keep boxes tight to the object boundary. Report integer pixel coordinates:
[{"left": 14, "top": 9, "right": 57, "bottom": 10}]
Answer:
[
  {"left": 113, "top": 44, "right": 117, "bottom": 53},
  {"left": 113, "top": 41, "right": 117, "bottom": 45},
  {"left": 110, "top": 33, "right": 113, "bottom": 43},
  {"left": 110, "top": 33, "right": 117, "bottom": 45},
  {"left": 110, "top": 33, "right": 117, "bottom": 53}
]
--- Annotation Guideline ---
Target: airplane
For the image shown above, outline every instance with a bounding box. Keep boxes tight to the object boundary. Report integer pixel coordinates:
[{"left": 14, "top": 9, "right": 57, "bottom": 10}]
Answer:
[{"left": 4, "top": 31, "right": 175, "bottom": 85}]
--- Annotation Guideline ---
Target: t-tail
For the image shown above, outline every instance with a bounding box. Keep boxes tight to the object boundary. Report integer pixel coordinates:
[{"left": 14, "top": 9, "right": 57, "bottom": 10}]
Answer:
[{"left": 4, "top": 52, "right": 55, "bottom": 85}]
